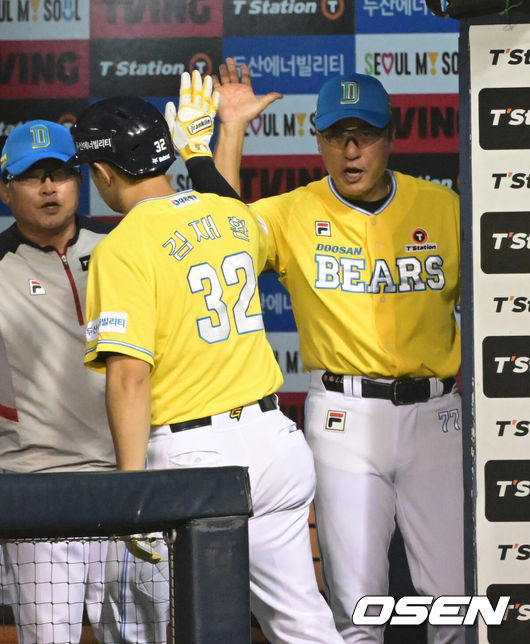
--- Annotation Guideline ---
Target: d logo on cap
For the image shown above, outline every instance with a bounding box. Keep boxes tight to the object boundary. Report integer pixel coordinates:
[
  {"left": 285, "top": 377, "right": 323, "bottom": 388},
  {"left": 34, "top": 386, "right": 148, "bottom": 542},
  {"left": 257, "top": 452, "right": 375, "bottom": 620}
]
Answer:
[
  {"left": 341, "top": 81, "right": 360, "bottom": 105},
  {"left": 29, "top": 124, "right": 51, "bottom": 150}
]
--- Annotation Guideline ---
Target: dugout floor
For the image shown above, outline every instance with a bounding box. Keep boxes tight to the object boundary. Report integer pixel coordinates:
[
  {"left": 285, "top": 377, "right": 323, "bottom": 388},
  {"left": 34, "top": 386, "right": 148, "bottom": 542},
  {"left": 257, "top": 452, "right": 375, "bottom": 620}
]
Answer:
[{"left": 0, "top": 625, "right": 268, "bottom": 643}]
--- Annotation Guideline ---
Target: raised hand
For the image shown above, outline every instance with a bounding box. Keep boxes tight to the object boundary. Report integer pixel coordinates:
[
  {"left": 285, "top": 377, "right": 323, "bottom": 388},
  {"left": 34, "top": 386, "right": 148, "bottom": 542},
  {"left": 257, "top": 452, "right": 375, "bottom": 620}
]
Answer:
[
  {"left": 165, "top": 70, "right": 219, "bottom": 161},
  {"left": 213, "top": 57, "right": 283, "bottom": 127}
]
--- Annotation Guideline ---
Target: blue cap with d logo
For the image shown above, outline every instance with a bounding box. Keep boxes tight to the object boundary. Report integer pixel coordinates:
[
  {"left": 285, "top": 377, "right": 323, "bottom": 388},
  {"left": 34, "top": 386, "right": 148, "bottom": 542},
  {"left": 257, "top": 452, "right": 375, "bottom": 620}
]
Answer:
[
  {"left": 1, "top": 120, "right": 76, "bottom": 176},
  {"left": 315, "top": 74, "right": 392, "bottom": 131}
]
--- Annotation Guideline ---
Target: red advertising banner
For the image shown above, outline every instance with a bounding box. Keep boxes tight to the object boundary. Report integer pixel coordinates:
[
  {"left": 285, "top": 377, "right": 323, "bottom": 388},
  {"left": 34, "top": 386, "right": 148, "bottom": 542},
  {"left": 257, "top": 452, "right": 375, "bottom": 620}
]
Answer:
[
  {"left": 391, "top": 93, "right": 459, "bottom": 154},
  {"left": 0, "top": 40, "right": 89, "bottom": 99},
  {"left": 240, "top": 154, "right": 327, "bottom": 202},
  {"left": 90, "top": 0, "right": 222, "bottom": 39}
]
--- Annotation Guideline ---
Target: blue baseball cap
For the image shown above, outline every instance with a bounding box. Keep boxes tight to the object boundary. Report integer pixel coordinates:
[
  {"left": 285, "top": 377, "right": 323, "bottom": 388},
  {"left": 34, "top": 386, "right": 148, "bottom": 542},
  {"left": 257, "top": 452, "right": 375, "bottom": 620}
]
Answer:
[
  {"left": 1, "top": 120, "right": 76, "bottom": 176},
  {"left": 315, "top": 73, "right": 392, "bottom": 131}
]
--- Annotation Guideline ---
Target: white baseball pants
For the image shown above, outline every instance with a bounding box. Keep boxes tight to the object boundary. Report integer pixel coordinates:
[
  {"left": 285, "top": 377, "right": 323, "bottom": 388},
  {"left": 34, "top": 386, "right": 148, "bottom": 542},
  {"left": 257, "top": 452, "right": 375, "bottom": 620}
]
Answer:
[
  {"left": 97, "top": 538, "right": 169, "bottom": 643},
  {"left": 147, "top": 400, "right": 344, "bottom": 644},
  {"left": 305, "top": 371, "right": 465, "bottom": 644},
  {"left": 2, "top": 538, "right": 169, "bottom": 644},
  {"left": 2, "top": 539, "right": 107, "bottom": 644}
]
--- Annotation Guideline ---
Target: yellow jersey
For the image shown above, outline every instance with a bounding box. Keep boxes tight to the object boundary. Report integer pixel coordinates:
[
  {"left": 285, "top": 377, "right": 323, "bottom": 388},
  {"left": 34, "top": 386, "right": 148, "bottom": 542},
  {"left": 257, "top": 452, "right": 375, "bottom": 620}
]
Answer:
[
  {"left": 85, "top": 190, "right": 283, "bottom": 425},
  {"left": 252, "top": 171, "right": 460, "bottom": 379}
]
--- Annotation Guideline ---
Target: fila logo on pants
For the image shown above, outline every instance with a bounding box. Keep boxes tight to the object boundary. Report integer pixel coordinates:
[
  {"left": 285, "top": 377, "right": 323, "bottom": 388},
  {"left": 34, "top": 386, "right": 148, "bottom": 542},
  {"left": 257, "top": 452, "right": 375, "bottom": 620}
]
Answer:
[{"left": 326, "top": 410, "right": 346, "bottom": 431}]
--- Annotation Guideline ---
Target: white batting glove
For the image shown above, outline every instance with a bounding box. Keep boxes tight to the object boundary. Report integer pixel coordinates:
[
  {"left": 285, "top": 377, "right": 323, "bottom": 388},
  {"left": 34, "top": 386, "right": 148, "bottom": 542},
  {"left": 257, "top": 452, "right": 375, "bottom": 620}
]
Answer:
[
  {"left": 165, "top": 70, "right": 220, "bottom": 161},
  {"left": 123, "top": 533, "right": 163, "bottom": 564}
]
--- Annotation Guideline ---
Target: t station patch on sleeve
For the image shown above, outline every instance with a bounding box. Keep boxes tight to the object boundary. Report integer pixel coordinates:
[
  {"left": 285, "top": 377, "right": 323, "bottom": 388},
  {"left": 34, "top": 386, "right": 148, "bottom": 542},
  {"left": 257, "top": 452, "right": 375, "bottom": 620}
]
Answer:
[{"left": 326, "top": 410, "right": 346, "bottom": 431}]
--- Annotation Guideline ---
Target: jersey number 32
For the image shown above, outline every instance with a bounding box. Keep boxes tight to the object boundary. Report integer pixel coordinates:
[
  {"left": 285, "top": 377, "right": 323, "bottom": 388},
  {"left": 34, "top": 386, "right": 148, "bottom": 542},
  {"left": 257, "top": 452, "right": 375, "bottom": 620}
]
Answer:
[{"left": 188, "top": 251, "right": 264, "bottom": 344}]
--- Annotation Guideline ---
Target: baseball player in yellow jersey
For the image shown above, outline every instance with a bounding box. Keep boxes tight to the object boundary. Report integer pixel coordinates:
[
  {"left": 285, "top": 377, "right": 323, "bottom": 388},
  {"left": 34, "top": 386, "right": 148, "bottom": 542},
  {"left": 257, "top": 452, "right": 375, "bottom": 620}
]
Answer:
[
  {"left": 70, "top": 90, "right": 343, "bottom": 643},
  {"left": 204, "top": 62, "right": 466, "bottom": 643}
]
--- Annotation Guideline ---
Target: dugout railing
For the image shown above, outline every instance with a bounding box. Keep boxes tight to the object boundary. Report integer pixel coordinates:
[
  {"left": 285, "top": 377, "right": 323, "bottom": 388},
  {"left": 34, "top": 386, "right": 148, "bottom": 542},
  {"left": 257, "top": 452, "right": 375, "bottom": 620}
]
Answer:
[{"left": 0, "top": 467, "right": 253, "bottom": 644}]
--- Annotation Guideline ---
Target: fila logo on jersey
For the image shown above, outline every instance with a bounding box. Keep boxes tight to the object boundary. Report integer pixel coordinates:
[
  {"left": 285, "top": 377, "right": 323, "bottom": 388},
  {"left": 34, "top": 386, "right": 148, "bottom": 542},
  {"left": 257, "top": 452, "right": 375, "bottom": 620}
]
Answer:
[
  {"left": 316, "top": 221, "right": 331, "bottom": 236},
  {"left": 29, "top": 280, "right": 45, "bottom": 295},
  {"left": 326, "top": 410, "right": 346, "bottom": 431}
]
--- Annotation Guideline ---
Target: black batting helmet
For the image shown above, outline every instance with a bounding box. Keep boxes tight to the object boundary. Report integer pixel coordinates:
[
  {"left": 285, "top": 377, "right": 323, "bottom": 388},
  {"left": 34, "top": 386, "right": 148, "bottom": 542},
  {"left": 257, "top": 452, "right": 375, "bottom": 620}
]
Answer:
[{"left": 69, "top": 96, "right": 175, "bottom": 176}]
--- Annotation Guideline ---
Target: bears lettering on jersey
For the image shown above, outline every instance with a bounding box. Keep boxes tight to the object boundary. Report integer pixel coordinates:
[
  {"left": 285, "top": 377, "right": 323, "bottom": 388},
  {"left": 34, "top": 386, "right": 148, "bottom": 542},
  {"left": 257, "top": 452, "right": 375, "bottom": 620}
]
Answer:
[{"left": 314, "top": 253, "right": 445, "bottom": 293}]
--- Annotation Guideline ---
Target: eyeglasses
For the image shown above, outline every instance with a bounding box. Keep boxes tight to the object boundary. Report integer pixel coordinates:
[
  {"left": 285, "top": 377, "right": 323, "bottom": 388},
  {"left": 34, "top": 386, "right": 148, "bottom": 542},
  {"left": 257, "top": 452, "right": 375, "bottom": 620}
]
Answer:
[
  {"left": 5, "top": 167, "right": 80, "bottom": 186},
  {"left": 318, "top": 125, "right": 388, "bottom": 150}
]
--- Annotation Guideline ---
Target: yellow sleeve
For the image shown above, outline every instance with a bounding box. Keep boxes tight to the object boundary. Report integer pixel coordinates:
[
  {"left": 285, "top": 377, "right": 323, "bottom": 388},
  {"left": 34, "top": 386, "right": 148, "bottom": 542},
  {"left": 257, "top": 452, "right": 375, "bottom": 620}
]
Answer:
[
  {"left": 250, "top": 193, "right": 292, "bottom": 275},
  {"left": 84, "top": 218, "right": 156, "bottom": 372}
]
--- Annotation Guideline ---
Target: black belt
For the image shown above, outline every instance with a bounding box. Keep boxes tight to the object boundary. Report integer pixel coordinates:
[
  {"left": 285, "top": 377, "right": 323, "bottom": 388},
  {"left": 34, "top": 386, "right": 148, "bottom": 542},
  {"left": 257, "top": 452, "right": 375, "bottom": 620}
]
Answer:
[
  {"left": 169, "top": 394, "right": 278, "bottom": 433},
  {"left": 321, "top": 371, "right": 455, "bottom": 406}
]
